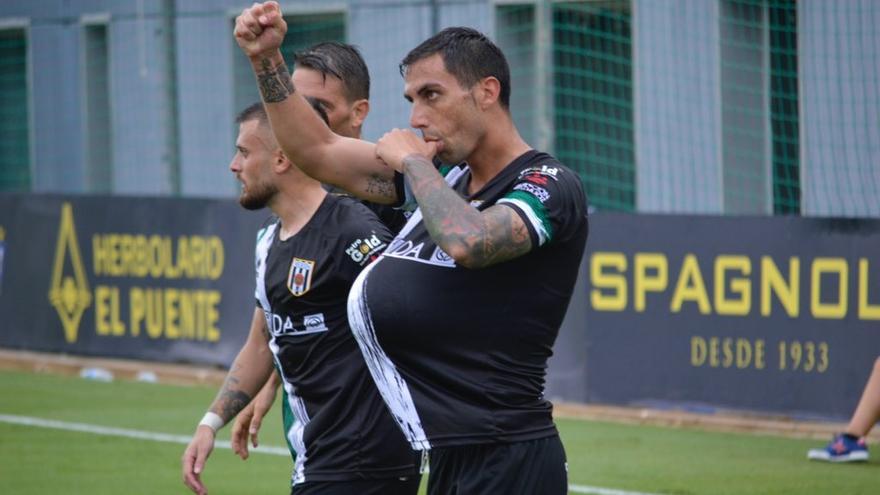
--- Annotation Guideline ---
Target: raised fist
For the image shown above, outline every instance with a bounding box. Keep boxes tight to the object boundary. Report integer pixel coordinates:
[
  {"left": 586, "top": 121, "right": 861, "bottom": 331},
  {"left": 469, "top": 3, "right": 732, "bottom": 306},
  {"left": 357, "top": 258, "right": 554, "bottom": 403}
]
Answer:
[{"left": 234, "top": 1, "right": 287, "bottom": 59}]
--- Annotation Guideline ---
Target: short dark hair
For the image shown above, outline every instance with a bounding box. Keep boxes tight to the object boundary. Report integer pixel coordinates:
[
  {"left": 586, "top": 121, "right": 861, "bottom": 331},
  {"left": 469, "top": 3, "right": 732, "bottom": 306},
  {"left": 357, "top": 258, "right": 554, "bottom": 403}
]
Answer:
[
  {"left": 400, "top": 27, "right": 511, "bottom": 109},
  {"left": 304, "top": 96, "right": 331, "bottom": 125},
  {"left": 294, "top": 42, "right": 370, "bottom": 102},
  {"left": 235, "top": 98, "right": 330, "bottom": 128},
  {"left": 235, "top": 102, "right": 268, "bottom": 126}
]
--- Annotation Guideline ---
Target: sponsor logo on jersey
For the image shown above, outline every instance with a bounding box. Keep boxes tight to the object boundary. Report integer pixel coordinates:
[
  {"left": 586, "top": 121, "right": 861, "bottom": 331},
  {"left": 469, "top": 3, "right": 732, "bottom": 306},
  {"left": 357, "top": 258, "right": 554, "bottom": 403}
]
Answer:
[
  {"left": 287, "top": 258, "right": 315, "bottom": 297},
  {"left": 384, "top": 239, "right": 456, "bottom": 268},
  {"left": 303, "top": 313, "right": 329, "bottom": 333},
  {"left": 345, "top": 233, "right": 387, "bottom": 266},
  {"left": 428, "top": 246, "right": 456, "bottom": 267},
  {"left": 518, "top": 164, "right": 560, "bottom": 185},
  {"left": 265, "top": 311, "right": 329, "bottom": 337},
  {"left": 513, "top": 182, "right": 551, "bottom": 203}
]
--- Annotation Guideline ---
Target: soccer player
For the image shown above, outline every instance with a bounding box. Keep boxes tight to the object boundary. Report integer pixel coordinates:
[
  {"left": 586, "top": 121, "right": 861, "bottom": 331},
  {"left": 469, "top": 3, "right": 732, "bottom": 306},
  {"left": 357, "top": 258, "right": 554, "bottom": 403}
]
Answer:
[
  {"left": 230, "top": 41, "right": 409, "bottom": 456},
  {"left": 807, "top": 356, "right": 879, "bottom": 462},
  {"left": 181, "top": 101, "right": 420, "bottom": 495},
  {"left": 234, "top": 4, "right": 589, "bottom": 494},
  {"left": 290, "top": 41, "right": 409, "bottom": 233}
]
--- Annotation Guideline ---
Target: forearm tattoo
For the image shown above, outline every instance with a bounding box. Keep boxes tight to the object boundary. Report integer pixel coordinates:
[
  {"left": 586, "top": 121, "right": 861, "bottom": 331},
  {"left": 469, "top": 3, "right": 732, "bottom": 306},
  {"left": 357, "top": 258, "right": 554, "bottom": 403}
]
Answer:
[
  {"left": 257, "top": 58, "right": 295, "bottom": 103},
  {"left": 210, "top": 364, "right": 253, "bottom": 423},
  {"left": 403, "top": 155, "right": 532, "bottom": 267}
]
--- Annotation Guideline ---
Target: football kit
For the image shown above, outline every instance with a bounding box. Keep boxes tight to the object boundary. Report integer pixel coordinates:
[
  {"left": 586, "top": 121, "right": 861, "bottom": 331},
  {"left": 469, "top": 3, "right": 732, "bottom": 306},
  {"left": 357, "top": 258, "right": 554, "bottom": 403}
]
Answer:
[
  {"left": 348, "top": 150, "right": 589, "bottom": 453},
  {"left": 253, "top": 194, "right": 420, "bottom": 488}
]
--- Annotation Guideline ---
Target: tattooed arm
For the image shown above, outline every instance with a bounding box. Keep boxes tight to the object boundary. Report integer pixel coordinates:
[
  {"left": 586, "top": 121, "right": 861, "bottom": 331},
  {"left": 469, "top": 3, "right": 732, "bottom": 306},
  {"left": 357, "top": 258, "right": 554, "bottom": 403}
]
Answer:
[
  {"left": 372, "top": 126, "right": 532, "bottom": 268},
  {"left": 402, "top": 154, "right": 532, "bottom": 269},
  {"left": 205, "top": 308, "right": 273, "bottom": 423},
  {"left": 182, "top": 308, "right": 273, "bottom": 495},
  {"left": 233, "top": 2, "right": 398, "bottom": 205}
]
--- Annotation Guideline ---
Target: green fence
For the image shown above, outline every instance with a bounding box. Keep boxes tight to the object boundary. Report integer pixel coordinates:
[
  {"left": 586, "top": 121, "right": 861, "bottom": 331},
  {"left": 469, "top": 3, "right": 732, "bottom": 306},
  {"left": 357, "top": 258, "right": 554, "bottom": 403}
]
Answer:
[
  {"left": 1, "top": 0, "right": 876, "bottom": 218},
  {"left": 0, "top": 29, "right": 29, "bottom": 192}
]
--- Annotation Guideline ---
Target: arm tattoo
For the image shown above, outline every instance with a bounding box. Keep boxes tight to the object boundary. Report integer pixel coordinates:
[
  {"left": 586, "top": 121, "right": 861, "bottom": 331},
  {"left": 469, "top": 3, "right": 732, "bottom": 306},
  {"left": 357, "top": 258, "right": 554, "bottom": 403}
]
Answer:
[
  {"left": 210, "top": 363, "right": 253, "bottom": 423},
  {"left": 365, "top": 174, "right": 397, "bottom": 202},
  {"left": 257, "top": 58, "right": 295, "bottom": 103},
  {"left": 403, "top": 155, "right": 532, "bottom": 267},
  {"left": 476, "top": 205, "right": 532, "bottom": 265}
]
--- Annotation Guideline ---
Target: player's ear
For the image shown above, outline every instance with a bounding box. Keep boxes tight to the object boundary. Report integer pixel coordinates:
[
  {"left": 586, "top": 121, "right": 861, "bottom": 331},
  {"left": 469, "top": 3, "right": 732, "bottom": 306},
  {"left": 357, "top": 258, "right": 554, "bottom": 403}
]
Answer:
[
  {"left": 274, "top": 149, "right": 292, "bottom": 173},
  {"left": 476, "top": 76, "right": 501, "bottom": 110},
  {"left": 350, "top": 99, "right": 370, "bottom": 129}
]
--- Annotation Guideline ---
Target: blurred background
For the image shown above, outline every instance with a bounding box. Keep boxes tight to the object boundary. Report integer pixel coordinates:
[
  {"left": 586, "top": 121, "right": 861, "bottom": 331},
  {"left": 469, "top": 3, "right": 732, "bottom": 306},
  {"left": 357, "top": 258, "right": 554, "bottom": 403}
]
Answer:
[
  {"left": 1, "top": 0, "right": 876, "bottom": 216},
  {"left": 0, "top": 0, "right": 878, "bottom": 421}
]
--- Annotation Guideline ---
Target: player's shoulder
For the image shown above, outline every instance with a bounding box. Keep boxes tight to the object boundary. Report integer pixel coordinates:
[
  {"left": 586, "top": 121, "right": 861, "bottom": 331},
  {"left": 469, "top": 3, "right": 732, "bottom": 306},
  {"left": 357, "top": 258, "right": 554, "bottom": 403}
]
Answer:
[
  {"left": 321, "top": 194, "right": 391, "bottom": 266},
  {"left": 322, "top": 194, "right": 389, "bottom": 235},
  {"left": 510, "top": 151, "right": 585, "bottom": 205},
  {"left": 325, "top": 193, "right": 375, "bottom": 220},
  {"left": 513, "top": 151, "right": 579, "bottom": 185}
]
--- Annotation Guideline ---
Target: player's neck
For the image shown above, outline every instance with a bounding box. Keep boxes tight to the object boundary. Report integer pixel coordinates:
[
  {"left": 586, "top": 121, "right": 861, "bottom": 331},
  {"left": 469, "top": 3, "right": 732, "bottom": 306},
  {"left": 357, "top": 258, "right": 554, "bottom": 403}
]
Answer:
[
  {"left": 466, "top": 118, "right": 531, "bottom": 194},
  {"left": 271, "top": 183, "right": 327, "bottom": 240}
]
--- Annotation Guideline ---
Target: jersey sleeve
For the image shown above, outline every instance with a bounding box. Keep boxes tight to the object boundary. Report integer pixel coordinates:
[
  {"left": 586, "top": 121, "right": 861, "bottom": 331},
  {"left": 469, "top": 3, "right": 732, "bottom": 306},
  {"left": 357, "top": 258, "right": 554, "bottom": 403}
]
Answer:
[
  {"left": 496, "top": 163, "right": 587, "bottom": 250},
  {"left": 335, "top": 202, "right": 394, "bottom": 282}
]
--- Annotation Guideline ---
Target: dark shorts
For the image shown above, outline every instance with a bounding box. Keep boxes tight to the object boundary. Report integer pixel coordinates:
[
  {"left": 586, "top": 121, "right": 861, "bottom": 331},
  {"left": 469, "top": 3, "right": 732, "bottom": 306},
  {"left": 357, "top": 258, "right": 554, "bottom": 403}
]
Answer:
[
  {"left": 291, "top": 475, "right": 421, "bottom": 495},
  {"left": 427, "top": 434, "right": 568, "bottom": 495}
]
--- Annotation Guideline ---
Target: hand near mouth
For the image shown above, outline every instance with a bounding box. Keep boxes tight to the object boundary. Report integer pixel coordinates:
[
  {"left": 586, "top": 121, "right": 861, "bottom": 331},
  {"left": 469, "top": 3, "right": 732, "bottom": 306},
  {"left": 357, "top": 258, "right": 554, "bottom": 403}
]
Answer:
[{"left": 375, "top": 129, "right": 441, "bottom": 173}]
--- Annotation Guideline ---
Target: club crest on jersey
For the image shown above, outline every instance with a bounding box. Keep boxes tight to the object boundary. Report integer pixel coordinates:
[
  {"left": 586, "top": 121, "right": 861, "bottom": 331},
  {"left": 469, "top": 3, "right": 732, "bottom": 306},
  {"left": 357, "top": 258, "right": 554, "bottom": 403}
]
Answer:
[{"left": 287, "top": 258, "right": 315, "bottom": 296}]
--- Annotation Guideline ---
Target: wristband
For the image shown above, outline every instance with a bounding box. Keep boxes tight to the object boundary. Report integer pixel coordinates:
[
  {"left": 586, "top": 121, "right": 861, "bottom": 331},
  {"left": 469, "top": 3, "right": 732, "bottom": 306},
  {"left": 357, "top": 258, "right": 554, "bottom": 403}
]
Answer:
[{"left": 198, "top": 412, "right": 224, "bottom": 432}]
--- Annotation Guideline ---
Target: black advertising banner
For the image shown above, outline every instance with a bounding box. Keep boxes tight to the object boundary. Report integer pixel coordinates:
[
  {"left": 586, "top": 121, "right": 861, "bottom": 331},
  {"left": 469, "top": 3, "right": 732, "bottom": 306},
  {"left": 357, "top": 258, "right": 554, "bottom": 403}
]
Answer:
[
  {"left": 0, "top": 194, "right": 265, "bottom": 367},
  {"left": 2, "top": 196, "right": 879, "bottom": 419},
  {"left": 580, "top": 213, "right": 880, "bottom": 419}
]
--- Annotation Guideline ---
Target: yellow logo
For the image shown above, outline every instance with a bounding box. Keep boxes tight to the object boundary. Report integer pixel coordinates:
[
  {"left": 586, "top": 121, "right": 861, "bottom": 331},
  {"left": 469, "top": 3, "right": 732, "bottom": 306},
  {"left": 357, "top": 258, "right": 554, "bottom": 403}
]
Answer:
[{"left": 48, "top": 203, "right": 91, "bottom": 343}]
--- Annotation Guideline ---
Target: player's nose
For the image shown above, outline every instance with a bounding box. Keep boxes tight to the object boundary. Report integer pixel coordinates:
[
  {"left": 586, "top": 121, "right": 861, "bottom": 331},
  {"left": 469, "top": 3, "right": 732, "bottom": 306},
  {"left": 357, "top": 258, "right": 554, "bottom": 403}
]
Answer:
[{"left": 409, "top": 105, "right": 429, "bottom": 130}]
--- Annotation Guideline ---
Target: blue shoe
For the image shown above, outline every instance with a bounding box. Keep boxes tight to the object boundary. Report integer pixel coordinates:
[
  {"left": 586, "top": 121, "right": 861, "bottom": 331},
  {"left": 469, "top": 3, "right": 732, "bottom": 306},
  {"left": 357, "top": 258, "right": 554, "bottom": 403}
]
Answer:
[{"left": 807, "top": 433, "right": 869, "bottom": 462}]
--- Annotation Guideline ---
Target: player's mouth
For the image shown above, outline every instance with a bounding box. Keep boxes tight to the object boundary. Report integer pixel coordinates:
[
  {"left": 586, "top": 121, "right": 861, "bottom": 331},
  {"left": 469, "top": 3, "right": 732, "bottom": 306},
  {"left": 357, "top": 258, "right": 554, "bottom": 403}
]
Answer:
[{"left": 423, "top": 136, "right": 445, "bottom": 153}]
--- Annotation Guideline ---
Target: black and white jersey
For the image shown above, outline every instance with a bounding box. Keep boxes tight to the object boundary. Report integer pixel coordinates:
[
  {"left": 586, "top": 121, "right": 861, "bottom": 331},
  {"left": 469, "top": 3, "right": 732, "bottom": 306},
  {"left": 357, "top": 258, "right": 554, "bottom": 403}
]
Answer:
[
  {"left": 348, "top": 150, "right": 589, "bottom": 450},
  {"left": 323, "top": 185, "right": 410, "bottom": 234},
  {"left": 360, "top": 198, "right": 410, "bottom": 235},
  {"left": 253, "top": 194, "right": 419, "bottom": 484}
]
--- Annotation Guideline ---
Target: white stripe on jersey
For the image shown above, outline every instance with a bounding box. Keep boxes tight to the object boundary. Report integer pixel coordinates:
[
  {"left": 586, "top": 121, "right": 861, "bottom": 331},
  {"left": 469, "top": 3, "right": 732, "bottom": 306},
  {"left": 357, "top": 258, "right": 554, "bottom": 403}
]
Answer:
[
  {"left": 254, "top": 223, "right": 277, "bottom": 309},
  {"left": 497, "top": 197, "right": 549, "bottom": 246},
  {"left": 255, "top": 223, "right": 310, "bottom": 484},
  {"left": 347, "top": 260, "right": 430, "bottom": 451},
  {"left": 344, "top": 166, "right": 469, "bottom": 452},
  {"left": 269, "top": 336, "right": 310, "bottom": 485}
]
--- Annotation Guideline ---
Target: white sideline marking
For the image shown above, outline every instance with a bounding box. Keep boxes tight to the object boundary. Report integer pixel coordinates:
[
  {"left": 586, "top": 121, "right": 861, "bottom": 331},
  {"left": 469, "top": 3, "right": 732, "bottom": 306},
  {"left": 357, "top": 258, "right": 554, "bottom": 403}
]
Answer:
[
  {"left": 569, "top": 484, "right": 663, "bottom": 495},
  {"left": 1, "top": 414, "right": 663, "bottom": 495},
  {"left": 0, "top": 413, "right": 290, "bottom": 456}
]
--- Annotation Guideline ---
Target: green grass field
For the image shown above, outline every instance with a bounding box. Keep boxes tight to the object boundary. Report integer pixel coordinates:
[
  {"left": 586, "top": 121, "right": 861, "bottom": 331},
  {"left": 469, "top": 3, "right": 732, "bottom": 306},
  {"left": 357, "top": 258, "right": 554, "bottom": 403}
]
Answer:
[{"left": 0, "top": 370, "right": 875, "bottom": 494}]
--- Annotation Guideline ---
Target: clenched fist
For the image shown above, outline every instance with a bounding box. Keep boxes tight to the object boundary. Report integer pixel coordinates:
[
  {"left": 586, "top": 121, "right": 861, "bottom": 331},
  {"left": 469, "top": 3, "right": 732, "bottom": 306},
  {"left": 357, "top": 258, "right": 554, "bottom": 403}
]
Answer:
[
  {"left": 376, "top": 129, "right": 441, "bottom": 173},
  {"left": 234, "top": 1, "right": 287, "bottom": 60}
]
